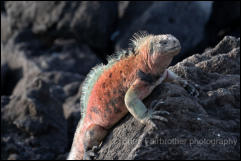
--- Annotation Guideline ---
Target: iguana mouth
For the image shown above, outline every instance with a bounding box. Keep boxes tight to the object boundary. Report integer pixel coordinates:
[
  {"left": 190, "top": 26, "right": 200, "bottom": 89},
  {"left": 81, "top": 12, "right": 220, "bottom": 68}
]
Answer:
[
  {"left": 162, "top": 46, "right": 181, "bottom": 56},
  {"left": 169, "top": 46, "right": 181, "bottom": 51}
]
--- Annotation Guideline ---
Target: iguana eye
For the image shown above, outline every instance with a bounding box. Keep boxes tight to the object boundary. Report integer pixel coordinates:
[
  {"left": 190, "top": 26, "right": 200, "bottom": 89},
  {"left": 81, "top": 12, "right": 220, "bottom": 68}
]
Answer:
[{"left": 160, "top": 40, "right": 168, "bottom": 45}]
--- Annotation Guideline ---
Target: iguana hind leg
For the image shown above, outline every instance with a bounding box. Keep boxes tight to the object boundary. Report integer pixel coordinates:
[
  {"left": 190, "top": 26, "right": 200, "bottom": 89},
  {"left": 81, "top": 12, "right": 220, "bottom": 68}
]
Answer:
[{"left": 83, "top": 124, "right": 108, "bottom": 160}]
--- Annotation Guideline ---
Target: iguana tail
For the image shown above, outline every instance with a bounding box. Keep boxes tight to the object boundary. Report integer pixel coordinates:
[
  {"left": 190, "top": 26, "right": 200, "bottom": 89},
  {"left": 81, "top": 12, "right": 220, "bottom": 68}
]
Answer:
[{"left": 67, "top": 120, "right": 86, "bottom": 160}]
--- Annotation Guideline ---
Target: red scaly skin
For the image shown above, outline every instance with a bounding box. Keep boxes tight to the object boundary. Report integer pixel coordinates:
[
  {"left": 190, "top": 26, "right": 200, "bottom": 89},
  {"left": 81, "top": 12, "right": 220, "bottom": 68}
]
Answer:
[{"left": 72, "top": 53, "right": 150, "bottom": 159}]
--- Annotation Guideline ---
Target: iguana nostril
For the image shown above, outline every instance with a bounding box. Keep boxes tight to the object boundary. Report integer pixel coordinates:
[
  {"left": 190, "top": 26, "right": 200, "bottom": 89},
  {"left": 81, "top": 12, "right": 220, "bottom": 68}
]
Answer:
[{"left": 173, "top": 39, "right": 177, "bottom": 44}]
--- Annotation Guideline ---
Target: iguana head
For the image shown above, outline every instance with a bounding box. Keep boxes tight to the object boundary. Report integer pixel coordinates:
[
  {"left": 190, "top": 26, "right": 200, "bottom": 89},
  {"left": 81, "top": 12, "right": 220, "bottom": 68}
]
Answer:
[
  {"left": 150, "top": 34, "right": 181, "bottom": 57},
  {"left": 131, "top": 32, "right": 181, "bottom": 74}
]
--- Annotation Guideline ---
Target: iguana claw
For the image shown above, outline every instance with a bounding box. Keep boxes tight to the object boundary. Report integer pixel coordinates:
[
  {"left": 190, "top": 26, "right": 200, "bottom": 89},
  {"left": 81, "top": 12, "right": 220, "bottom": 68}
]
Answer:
[{"left": 141, "top": 99, "right": 170, "bottom": 129}]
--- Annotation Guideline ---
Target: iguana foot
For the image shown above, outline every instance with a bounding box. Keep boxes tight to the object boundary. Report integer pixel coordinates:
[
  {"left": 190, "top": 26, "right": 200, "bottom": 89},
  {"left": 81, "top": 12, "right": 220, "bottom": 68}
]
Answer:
[
  {"left": 141, "top": 99, "right": 170, "bottom": 129},
  {"left": 83, "top": 146, "right": 99, "bottom": 160},
  {"left": 83, "top": 124, "right": 108, "bottom": 160},
  {"left": 150, "top": 99, "right": 165, "bottom": 109}
]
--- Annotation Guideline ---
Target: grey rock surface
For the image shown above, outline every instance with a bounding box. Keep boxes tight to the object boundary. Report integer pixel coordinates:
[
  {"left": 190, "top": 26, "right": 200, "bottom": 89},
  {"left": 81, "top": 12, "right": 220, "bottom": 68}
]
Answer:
[
  {"left": 1, "top": 32, "right": 100, "bottom": 96},
  {"left": 4, "top": 1, "right": 118, "bottom": 52}
]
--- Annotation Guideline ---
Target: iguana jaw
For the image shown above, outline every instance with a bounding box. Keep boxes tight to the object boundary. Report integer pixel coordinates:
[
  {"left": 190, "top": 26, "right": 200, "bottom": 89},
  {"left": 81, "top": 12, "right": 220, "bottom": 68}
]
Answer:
[{"left": 165, "top": 45, "right": 181, "bottom": 56}]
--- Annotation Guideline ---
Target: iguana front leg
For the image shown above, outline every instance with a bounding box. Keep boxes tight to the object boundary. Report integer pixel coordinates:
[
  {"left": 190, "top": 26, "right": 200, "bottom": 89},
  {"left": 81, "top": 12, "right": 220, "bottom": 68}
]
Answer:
[
  {"left": 124, "top": 79, "right": 169, "bottom": 129},
  {"left": 165, "top": 69, "right": 199, "bottom": 97}
]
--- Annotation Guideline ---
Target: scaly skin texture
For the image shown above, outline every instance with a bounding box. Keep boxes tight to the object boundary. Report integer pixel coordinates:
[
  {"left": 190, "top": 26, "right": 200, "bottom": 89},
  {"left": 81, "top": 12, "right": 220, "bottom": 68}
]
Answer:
[{"left": 68, "top": 33, "right": 199, "bottom": 160}]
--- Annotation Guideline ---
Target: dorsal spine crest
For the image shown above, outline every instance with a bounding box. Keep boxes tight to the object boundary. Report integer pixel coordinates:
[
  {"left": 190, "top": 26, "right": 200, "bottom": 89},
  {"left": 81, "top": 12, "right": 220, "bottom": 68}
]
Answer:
[{"left": 129, "top": 31, "right": 152, "bottom": 53}]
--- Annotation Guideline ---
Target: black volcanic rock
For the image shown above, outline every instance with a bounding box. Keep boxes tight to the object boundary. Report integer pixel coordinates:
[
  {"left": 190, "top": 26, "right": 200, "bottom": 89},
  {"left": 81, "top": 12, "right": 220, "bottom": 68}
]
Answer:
[{"left": 4, "top": 1, "right": 118, "bottom": 52}]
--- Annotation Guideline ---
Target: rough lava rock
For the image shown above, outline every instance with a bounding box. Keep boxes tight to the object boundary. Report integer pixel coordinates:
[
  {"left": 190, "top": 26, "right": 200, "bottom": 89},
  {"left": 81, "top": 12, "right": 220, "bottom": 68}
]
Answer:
[
  {"left": 1, "top": 13, "right": 11, "bottom": 44},
  {"left": 4, "top": 1, "right": 118, "bottom": 52},
  {"left": 34, "top": 39, "right": 101, "bottom": 75},
  {"left": 96, "top": 36, "right": 240, "bottom": 160},
  {"left": 1, "top": 70, "right": 85, "bottom": 159},
  {"left": 1, "top": 31, "right": 100, "bottom": 96},
  {"left": 1, "top": 12, "right": 100, "bottom": 159},
  {"left": 1, "top": 76, "right": 67, "bottom": 160}
]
